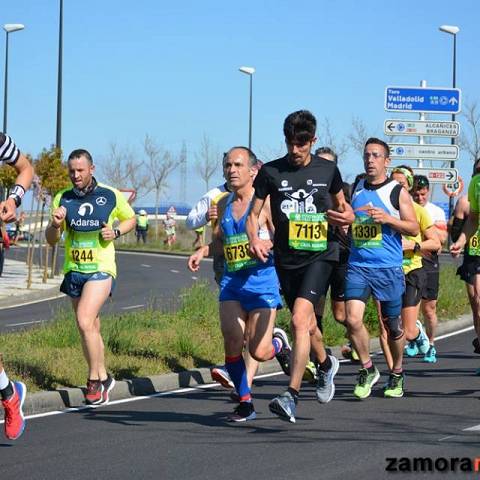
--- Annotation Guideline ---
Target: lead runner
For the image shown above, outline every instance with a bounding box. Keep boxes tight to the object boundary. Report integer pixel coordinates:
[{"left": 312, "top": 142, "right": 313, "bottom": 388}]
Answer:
[{"left": 246, "top": 110, "right": 353, "bottom": 423}]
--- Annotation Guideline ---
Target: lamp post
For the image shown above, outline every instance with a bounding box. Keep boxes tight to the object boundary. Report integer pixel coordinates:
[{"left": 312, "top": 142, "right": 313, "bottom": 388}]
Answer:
[
  {"left": 3, "top": 23, "right": 24, "bottom": 133},
  {"left": 239, "top": 66, "right": 255, "bottom": 150},
  {"left": 439, "top": 25, "right": 459, "bottom": 220},
  {"left": 56, "top": 0, "right": 63, "bottom": 149}
]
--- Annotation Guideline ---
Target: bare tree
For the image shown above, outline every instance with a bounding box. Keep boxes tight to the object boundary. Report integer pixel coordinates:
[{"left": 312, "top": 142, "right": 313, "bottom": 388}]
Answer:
[
  {"left": 257, "top": 143, "right": 286, "bottom": 162},
  {"left": 316, "top": 117, "right": 349, "bottom": 161},
  {"left": 348, "top": 116, "right": 370, "bottom": 155},
  {"left": 143, "top": 134, "right": 178, "bottom": 239},
  {"left": 459, "top": 100, "right": 480, "bottom": 164},
  {"left": 195, "top": 134, "right": 220, "bottom": 191},
  {"left": 100, "top": 143, "right": 152, "bottom": 199}
]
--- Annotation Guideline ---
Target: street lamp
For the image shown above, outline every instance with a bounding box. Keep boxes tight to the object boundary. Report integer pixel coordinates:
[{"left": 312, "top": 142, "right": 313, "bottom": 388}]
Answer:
[
  {"left": 239, "top": 66, "right": 255, "bottom": 150},
  {"left": 56, "top": 0, "right": 63, "bottom": 149},
  {"left": 439, "top": 24, "right": 459, "bottom": 220},
  {"left": 3, "top": 23, "right": 24, "bottom": 133}
]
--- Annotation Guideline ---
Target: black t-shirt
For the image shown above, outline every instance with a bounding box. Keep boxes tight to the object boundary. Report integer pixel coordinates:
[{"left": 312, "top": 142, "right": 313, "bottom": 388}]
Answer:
[{"left": 253, "top": 154, "right": 343, "bottom": 269}]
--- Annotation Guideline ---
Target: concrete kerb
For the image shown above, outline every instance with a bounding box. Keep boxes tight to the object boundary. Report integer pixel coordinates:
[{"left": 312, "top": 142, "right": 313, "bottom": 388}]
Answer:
[{"left": 22, "top": 313, "right": 474, "bottom": 417}]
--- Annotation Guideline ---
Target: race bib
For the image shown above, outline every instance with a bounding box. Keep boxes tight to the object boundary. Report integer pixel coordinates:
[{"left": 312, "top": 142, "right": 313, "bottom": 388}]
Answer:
[
  {"left": 468, "top": 231, "right": 480, "bottom": 256},
  {"left": 70, "top": 232, "right": 99, "bottom": 272},
  {"left": 352, "top": 216, "right": 382, "bottom": 248},
  {"left": 288, "top": 212, "right": 327, "bottom": 251},
  {"left": 224, "top": 233, "right": 258, "bottom": 272}
]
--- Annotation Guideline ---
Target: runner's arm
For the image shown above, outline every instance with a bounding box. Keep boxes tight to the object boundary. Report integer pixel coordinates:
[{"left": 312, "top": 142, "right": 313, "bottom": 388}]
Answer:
[
  {"left": 450, "top": 210, "right": 479, "bottom": 257},
  {"left": 186, "top": 196, "right": 209, "bottom": 230},
  {"left": 449, "top": 196, "right": 468, "bottom": 242},
  {"left": 327, "top": 190, "right": 354, "bottom": 226},
  {"left": 246, "top": 196, "right": 269, "bottom": 262}
]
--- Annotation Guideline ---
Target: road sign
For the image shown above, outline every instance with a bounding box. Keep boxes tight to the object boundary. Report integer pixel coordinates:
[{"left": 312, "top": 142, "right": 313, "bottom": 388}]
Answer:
[
  {"left": 443, "top": 176, "right": 464, "bottom": 197},
  {"left": 119, "top": 189, "right": 136, "bottom": 205},
  {"left": 384, "top": 120, "right": 460, "bottom": 138},
  {"left": 388, "top": 143, "right": 459, "bottom": 160},
  {"left": 389, "top": 167, "right": 458, "bottom": 184},
  {"left": 385, "top": 86, "right": 461, "bottom": 114}
]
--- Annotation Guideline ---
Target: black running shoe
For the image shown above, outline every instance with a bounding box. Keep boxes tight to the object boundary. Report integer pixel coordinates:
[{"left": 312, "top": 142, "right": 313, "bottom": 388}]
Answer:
[
  {"left": 273, "top": 327, "right": 292, "bottom": 376},
  {"left": 473, "top": 338, "right": 480, "bottom": 355},
  {"left": 101, "top": 374, "right": 116, "bottom": 404},
  {"left": 227, "top": 402, "right": 256, "bottom": 422}
]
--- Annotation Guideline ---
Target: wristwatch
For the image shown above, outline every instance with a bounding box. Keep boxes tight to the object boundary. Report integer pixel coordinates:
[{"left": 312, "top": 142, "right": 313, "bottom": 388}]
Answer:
[
  {"left": 413, "top": 242, "right": 421, "bottom": 253},
  {"left": 114, "top": 228, "right": 121, "bottom": 239}
]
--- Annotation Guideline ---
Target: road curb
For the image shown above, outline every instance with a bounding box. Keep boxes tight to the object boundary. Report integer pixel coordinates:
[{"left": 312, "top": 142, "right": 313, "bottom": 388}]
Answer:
[
  {"left": 22, "top": 313, "right": 475, "bottom": 417},
  {"left": 0, "top": 286, "right": 64, "bottom": 310}
]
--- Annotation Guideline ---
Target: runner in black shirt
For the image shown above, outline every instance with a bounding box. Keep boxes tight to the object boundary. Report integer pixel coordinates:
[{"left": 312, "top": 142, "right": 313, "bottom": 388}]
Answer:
[{"left": 246, "top": 110, "right": 354, "bottom": 422}]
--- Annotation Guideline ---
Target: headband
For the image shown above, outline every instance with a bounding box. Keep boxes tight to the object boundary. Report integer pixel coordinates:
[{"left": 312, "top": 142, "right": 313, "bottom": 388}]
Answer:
[{"left": 391, "top": 167, "right": 413, "bottom": 190}]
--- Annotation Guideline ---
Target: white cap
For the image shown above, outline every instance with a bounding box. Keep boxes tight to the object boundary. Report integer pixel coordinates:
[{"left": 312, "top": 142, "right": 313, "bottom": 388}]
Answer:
[{"left": 139, "top": 209, "right": 147, "bottom": 215}]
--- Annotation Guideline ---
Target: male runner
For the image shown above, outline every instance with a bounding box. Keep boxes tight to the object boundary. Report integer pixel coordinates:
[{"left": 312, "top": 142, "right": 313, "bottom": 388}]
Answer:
[
  {"left": 188, "top": 147, "right": 288, "bottom": 421},
  {"left": 247, "top": 110, "right": 354, "bottom": 422},
  {"left": 0, "top": 133, "right": 33, "bottom": 439},
  {"left": 46, "top": 149, "right": 136, "bottom": 405},
  {"left": 450, "top": 159, "right": 480, "bottom": 360},
  {"left": 379, "top": 166, "right": 439, "bottom": 371},
  {"left": 345, "top": 138, "right": 418, "bottom": 399},
  {"left": 411, "top": 176, "right": 448, "bottom": 361}
]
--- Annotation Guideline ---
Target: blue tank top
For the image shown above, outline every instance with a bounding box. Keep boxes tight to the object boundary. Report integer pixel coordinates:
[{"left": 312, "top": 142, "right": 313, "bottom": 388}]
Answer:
[
  {"left": 220, "top": 194, "right": 279, "bottom": 293},
  {"left": 349, "top": 179, "right": 403, "bottom": 268}
]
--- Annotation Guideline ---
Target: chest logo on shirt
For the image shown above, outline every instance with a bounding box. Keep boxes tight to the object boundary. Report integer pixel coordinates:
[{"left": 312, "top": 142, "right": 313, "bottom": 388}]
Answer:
[
  {"left": 78, "top": 203, "right": 94, "bottom": 217},
  {"left": 96, "top": 196, "right": 107, "bottom": 206},
  {"left": 281, "top": 188, "right": 318, "bottom": 217}
]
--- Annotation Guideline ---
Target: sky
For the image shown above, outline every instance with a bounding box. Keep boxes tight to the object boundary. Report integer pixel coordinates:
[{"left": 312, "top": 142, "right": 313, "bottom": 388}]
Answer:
[{"left": 1, "top": 0, "right": 479, "bottom": 207}]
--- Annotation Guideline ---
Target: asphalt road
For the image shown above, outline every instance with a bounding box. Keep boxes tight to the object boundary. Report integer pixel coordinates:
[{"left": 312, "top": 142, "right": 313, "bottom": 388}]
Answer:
[
  {"left": 0, "top": 328, "right": 478, "bottom": 479},
  {"left": 0, "top": 248, "right": 213, "bottom": 332}
]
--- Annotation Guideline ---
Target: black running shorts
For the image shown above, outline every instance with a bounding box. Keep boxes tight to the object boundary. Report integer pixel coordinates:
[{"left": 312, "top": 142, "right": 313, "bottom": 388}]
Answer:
[
  {"left": 402, "top": 268, "right": 426, "bottom": 308},
  {"left": 421, "top": 263, "right": 439, "bottom": 301}
]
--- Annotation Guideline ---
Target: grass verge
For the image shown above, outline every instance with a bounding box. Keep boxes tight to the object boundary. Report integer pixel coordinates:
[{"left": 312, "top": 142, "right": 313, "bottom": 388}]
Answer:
[{"left": 1, "top": 265, "right": 469, "bottom": 393}]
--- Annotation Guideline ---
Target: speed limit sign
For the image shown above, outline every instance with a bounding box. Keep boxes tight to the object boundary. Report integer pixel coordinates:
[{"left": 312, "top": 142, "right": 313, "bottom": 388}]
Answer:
[{"left": 443, "top": 176, "right": 464, "bottom": 197}]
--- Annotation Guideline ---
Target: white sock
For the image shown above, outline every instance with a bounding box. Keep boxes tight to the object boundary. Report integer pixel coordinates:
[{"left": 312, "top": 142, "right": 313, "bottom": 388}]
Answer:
[{"left": 0, "top": 369, "right": 10, "bottom": 391}]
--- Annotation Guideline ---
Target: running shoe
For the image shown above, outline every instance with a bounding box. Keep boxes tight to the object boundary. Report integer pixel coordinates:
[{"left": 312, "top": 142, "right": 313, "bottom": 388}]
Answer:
[
  {"left": 101, "top": 374, "right": 116, "bottom": 404},
  {"left": 303, "top": 361, "right": 318, "bottom": 384},
  {"left": 353, "top": 367, "right": 380, "bottom": 399},
  {"left": 273, "top": 327, "right": 292, "bottom": 376},
  {"left": 316, "top": 355, "right": 339, "bottom": 404},
  {"left": 269, "top": 391, "right": 296, "bottom": 423},
  {"left": 211, "top": 366, "right": 234, "bottom": 389},
  {"left": 227, "top": 402, "right": 256, "bottom": 422},
  {"left": 473, "top": 337, "right": 480, "bottom": 354},
  {"left": 384, "top": 372, "right": 405, "bottom": 398},
  {"left": 341, "top": 343, "right": 360, "bottom": 362},
  {"left": 85, "top": 379, "right": 104, "bottom": 405},
  {"left": 2, "top": 381, "right": 26, "bottom": 440},
  {"left": 423, "top": 345, "right": 437, "bottom": 363},
  {"left": 415, "top": 320, "right": 430, "bottom": 355},
  {"left": 405, "top": 340, "right": 418, "bottom": 357}
]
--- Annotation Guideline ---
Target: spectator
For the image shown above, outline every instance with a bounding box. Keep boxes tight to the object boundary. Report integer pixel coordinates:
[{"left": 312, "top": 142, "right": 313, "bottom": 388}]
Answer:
[
  {"left": 163, "top": 207, "right": 176, "bottom": 247},
  {"left": 136, "top": 209, "right": 149, "bottom": 244}
]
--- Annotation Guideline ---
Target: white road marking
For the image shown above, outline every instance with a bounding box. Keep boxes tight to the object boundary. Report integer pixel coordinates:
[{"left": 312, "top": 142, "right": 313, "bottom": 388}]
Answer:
[
  {"left": 170, "top": 269, "right": 179, "bottom": 273},
  {"left": 191, "top": 276, "right": 198, "bottom": 280},
  {"left": 5, "top": 320, "right": 43, "bottom": 327},
  {"left": 0, "top": 293, "right": 66, "bottom": 310},
  {"left": 121, "top": 304, "right": 145, "bottom": 310},
  {"left": 117, "top": 250, "right": 212, "bottom": 262},
  {"left": 140, "top": 264, "right": 151, "bottom": 268},
  {"left": 463, "top": 424, "right": 480, "bottom": 432},
  {"left": 438, "top": 435, "right": 456, "bottom": 441}
]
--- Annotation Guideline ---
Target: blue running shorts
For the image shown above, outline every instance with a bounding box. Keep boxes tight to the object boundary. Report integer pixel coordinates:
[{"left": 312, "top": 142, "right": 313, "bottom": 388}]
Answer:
[
  {"left": 344, "top": 265, "right": 405, "bottom": 303},
  {"left": 60, "top": 271, "right": 116, "bottom": 298},
  {"left": 219, "top": 285, "right": 282, "bottom": 313}
]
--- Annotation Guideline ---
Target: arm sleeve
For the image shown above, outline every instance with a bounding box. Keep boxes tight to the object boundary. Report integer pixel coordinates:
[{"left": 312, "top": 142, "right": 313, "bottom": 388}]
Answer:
[
  {"left": 186, "top": 196, "right": 210, "bottom": 230},
  {"left": 0, "top": 133, "right": 20, "bottom": 165},
  {"left": 253, "top": 166, "right": 271, "bottom": 200},
  {"left": 328, "top": 166, "right": 343, "bottom": 195},
  {"left": 450, "top": 217, "right": 466, "bottom": 242}
]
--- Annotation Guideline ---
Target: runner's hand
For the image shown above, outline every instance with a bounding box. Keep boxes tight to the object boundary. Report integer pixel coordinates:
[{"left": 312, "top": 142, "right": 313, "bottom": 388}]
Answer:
[
  {"left": 402, "top": 238, "right": 415, "bottom": 251},
  {"left": 450, "top": 239, "right": 465, "bottom": 258},
  {"left": 101, "top": 222, "right": 115, "bottom": 241},
  {"left": 0, "top": 198, "right": 17, "bottom": 223},
  {"left": 326, "top": 209, "right": 353, "bottom": 226},
  {"left": 51, "top": 206, "right": 67, "bottom": 228},
  {"left": 188, "top": 251, "right": 204, "bottom": 272},
  {"left": 368, "top": 207, "right": 390, "bottom": 224},
  {"left": 249, "top": 237, "right": 269, "bottom": 263},
  {"left": 206, "top": 205, "right": 218, "bottom": 222}
]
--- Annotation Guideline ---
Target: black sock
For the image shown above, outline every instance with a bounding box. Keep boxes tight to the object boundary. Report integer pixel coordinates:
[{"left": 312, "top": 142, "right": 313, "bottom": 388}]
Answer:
[
  {"left": 367, "top": 364, "right": 376, "bottom": 374},
  {"left": 0, "top": 382, "right": 13, "bottom": 400},
  {"left": 318, "top": 355, "right": 332, "bottom": 372},
  {"left": 287, "top": 387, "right": 299, "bottom": 404}
]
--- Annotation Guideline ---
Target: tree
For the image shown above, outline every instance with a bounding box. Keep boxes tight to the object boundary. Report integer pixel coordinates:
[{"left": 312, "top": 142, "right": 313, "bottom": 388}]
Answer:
[
  {"left": 316, "top": 117, "right": 349, "bottom": 161},
  {"left": 348, "top": 116, "right": 370, "bottom": 155},
  {"left": 459, "top": 100, "right": 480, "bottom": 164},
  {"left": 34, "top": 146, "right": 70, "bottom": 196},
  {"left": 143, "top": 134, "right": 178, "bottom": 239},
  {"left": 195, "top": 134, "right": 220, "bottom": 191},
  {"left": 100, "top": 143, "right": 152, "bottom": 199}
]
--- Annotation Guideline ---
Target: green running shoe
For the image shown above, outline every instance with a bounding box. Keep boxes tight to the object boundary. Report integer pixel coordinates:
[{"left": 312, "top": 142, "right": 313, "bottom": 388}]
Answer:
[
  {"left": 303, "top": 361, "right": 318, "bottom": 384},
  {"left": 384, "top": 372, "right": 405, "bottom": 398},
  {"left": 353, "top": 367, "right": 380, "bottom": 399}
]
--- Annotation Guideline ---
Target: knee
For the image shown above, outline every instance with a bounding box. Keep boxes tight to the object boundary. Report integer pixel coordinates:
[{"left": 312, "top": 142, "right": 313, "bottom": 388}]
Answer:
[
  {"left": 249, "top": 345, "right": 271, "bottom": 362},
  {"left": 291, "top": 312, "right": 312, "bottom": 335},
  {"left": 76, "top": 316, "right": 95, "bottom": 335},
  {"left": 344, "top": 314, "right": 363, "bottom": 332},
  {"left": 382, "top": 315, "right": 404, "bottom": 341}
]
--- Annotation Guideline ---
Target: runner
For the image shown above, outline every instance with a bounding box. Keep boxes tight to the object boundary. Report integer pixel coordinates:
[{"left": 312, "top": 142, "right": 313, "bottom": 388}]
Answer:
[
  {"left": 379, "top": 166, "right": 440, "bottom": 369},
  {"left": 450, "top": 159, "right": 480, "bottom": 361},
  {"left": 0, "top": 132, "right": 33, "bottom": 439},
  {"left": 345, "top": 138, "right": 418, "bottom": 400},
  {"left": 46, "top": 149, "right": 136, "bottom": 405},
  {"left": 411, "top": 176, "right": 448, "bottom": 361},
  {"left": 188, "top": 146, "right": 289, "bottom": 421},
  {"left": 247, "top": 110, "right": 354, "bottom": 422}
]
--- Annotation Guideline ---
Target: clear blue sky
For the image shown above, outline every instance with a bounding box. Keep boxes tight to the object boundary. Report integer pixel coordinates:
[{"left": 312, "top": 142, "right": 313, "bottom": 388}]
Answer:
[{"left": 2, "top": 0, "right": 479, "bottom": 206}]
